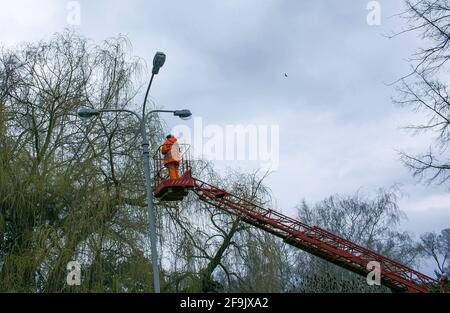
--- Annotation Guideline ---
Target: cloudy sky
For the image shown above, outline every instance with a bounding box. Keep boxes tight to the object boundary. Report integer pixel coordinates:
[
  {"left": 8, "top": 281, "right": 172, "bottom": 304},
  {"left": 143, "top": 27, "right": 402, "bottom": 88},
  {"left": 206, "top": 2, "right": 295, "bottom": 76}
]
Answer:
[{"left": 1, "top": 0, "right": 449, "bottom": 275}]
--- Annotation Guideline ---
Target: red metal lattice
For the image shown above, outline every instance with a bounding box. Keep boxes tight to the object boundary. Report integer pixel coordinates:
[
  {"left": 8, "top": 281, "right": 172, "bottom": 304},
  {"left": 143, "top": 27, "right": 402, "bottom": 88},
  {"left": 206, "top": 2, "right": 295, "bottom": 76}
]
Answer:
[{"left": 153, "top": 145, "right": 438, "bottom": 293}]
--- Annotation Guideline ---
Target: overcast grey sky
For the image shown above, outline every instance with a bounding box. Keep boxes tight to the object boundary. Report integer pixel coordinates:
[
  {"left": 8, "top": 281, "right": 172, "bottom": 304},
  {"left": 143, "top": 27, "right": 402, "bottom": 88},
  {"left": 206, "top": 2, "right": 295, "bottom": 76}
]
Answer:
[{"left": 1, "top": 0, "right": 449, "bottom": 275}]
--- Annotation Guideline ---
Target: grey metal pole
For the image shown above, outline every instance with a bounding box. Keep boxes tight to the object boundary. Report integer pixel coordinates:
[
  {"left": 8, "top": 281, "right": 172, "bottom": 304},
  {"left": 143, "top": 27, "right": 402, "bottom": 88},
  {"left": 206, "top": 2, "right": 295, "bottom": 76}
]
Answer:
[
  {"left": 94, "top": 108, "right": 177, "bottom": 293},
  {"left": 140, "top": 116, "right": 161, "bottom": 293},
  {"left": 141, "top": 71, "right": 163, "bottom": 294}
]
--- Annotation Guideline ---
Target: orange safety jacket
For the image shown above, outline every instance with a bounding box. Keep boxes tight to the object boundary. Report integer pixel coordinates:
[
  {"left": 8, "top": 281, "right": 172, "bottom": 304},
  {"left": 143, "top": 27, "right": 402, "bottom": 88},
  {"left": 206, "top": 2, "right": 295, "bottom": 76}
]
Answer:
[{"left": 162, "top": 137, "right": 180, "bottom": 165}]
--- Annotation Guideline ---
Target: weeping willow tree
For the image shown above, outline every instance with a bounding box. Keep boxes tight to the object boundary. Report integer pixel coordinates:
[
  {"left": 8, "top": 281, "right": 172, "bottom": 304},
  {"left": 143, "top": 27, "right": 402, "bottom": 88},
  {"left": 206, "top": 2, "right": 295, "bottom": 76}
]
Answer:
[
  {"left": 0, "top": 30, "right": 169, "bottom": 292},
  {"left": 0, "top": 31, "right": 279, "bottom": 293}
]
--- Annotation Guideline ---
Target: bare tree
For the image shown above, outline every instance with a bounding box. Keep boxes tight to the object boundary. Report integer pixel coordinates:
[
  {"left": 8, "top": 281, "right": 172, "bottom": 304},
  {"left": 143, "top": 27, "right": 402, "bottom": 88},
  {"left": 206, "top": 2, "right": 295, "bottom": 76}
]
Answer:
[
  {"left": 392, "top": 0, "right": 450, "bottom": 185},
  {"left": 291, "top": 189, "right": 420, "bottom": 293},
  {"left": 160, "top": 166, "right": 274, "bottom": 292},
  {"left": 0, "top": 30, "right": 167, "bottom": 292},
  {"left": 419, "top": 229, "right": 450, "bottom": 275}
]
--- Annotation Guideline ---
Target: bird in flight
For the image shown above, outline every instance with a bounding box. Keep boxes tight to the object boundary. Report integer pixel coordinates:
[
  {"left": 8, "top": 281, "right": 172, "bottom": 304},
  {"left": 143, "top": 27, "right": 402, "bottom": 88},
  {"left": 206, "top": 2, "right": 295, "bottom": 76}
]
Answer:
[{"left": 284, "top": 73, "right": 288, "bottom": 77}]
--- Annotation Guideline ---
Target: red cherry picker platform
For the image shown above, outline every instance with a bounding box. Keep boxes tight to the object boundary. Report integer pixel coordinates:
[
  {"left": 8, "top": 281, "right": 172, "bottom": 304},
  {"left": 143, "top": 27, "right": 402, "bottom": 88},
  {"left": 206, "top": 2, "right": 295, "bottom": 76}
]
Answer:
[{"left": 153, "top": 144, "right": 438, "bottom": 293}]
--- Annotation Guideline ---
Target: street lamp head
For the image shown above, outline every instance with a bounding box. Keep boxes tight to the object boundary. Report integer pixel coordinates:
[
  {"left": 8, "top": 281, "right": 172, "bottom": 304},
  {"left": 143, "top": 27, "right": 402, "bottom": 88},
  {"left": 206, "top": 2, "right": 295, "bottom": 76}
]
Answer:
[
  {"left": 152, "top": 52, "right": 166, "bottom": 75},
  {"left": 173, "top": 109, "right": 192, "bottom": 120},
  {"left": 77, "top": 107, "right": 100, "bottom": 119}
]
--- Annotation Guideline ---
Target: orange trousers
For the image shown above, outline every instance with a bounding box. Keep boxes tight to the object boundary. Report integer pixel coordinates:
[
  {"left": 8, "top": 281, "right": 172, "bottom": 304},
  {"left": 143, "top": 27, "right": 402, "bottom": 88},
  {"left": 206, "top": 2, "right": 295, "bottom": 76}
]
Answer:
[{"left": 166, "top": 162, "right": 180, "bottom": 180}]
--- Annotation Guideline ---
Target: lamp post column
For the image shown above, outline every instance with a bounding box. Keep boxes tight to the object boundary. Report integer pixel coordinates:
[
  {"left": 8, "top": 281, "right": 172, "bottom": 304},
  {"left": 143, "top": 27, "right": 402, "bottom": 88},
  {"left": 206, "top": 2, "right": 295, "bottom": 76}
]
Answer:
[{"left": 140, "top": 116, "right": 161, "bottom": 293}]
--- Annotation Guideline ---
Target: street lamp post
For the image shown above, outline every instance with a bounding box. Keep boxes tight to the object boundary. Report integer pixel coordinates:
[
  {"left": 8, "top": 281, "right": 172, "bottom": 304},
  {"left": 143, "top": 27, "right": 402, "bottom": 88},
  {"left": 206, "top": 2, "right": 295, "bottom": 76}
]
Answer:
[{"left": 77, "top": 52, "right": 192, "bottom": 293}]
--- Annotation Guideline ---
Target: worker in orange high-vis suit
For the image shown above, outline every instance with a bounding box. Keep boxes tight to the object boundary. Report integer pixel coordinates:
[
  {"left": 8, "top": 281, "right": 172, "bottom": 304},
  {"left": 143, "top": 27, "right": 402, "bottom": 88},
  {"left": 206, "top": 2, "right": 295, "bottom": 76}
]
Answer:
[{"left": 161, "top": 134, "right": 180, "bottom": 180}]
